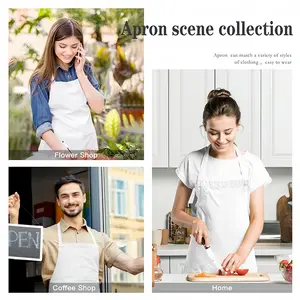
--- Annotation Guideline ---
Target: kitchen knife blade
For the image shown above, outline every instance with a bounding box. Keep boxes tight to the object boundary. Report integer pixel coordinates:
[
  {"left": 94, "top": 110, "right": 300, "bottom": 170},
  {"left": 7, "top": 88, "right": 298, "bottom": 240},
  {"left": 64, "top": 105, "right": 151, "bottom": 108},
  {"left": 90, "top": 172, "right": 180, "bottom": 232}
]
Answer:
[{"left": 204, "top": 245, "right": 223, "bottom": 272}]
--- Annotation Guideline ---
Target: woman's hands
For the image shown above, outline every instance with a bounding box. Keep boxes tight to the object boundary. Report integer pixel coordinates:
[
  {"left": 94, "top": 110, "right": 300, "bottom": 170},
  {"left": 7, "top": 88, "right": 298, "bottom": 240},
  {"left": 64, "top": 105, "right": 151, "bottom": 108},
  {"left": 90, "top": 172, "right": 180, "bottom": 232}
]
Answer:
[
  {"left": 75, "top": 43, "right": 86, "bottom": 75},
  {"left": 191, "top": 217, "right": 248, "bottom": 272},
  {"left": 192, "top": 218, "right": 210, "bottom": 247},
  {"left": 222, "top": 251, "right": 247, "bottom": 273},
  {"left": 8, "top": 192, "right": 20, "bottom": 224}
]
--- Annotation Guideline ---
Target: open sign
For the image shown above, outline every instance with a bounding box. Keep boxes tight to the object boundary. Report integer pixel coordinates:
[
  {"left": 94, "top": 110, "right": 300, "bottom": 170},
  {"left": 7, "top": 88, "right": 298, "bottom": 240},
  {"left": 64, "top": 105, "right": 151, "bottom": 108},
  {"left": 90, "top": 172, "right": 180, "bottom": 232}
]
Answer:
[{"left": 9, "top": 224, "right": 43, "bottom": 261}]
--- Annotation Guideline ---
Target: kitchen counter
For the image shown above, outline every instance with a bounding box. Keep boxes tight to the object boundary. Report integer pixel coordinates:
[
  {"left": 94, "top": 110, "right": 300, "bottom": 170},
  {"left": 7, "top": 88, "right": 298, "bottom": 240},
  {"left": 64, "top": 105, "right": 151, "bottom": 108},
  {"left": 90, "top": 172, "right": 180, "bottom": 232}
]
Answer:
[
  {"left": 157, "top": 243, "right": 292, "bottom": 257},
  {"left": 152, "top": 273, "right": 292, "bottom": 293}
]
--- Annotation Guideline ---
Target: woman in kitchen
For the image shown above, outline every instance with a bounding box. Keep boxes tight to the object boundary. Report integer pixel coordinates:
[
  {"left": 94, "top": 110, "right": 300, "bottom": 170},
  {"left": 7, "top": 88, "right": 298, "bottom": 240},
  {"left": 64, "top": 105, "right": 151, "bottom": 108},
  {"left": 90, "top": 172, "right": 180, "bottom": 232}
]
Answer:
[
  {"left": 29, "top": 17, "right": 105, "bottom": 153},
  {"left": 172, "top": 88, "right": 272, "bottom": 274}
]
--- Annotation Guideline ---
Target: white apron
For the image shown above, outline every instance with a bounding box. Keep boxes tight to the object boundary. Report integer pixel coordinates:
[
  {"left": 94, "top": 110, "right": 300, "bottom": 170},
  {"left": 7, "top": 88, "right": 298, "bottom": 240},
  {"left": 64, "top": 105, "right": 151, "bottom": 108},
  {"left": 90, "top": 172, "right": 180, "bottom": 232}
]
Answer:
[
  {"left": 184, "top": 145, "right": 257, "bottom": 273},
  {"left": 49, "top": 222, "right": 100, "bottom": 293},
  {"left": 38, "top": 78, "right": 98, "bottom": 151}
]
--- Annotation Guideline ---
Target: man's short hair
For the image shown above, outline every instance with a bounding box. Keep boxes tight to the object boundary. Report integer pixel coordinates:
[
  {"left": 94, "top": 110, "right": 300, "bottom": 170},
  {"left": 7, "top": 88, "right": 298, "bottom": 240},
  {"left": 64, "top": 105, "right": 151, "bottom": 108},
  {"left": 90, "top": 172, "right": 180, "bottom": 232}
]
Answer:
[{"left": 54, "top": 175, "right": 85, "bottom": 198}]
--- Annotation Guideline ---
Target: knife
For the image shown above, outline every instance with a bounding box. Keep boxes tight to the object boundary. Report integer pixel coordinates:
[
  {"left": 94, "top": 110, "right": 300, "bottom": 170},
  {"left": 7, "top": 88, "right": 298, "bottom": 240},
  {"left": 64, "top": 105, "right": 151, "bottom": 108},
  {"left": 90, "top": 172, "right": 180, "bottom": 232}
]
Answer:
[
  {"left": 201, "top": 238, "right": 223, "bottom": 272},
  {"left": 61, "top": 141, "right": 73, "bottom": 154}
]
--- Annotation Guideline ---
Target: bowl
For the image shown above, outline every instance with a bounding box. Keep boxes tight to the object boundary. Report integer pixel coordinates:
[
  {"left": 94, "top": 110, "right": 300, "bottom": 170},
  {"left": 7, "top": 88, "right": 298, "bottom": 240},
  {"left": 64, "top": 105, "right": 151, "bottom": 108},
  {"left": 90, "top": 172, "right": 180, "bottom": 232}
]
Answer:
[
  {"left": 276, "top": 255, "right": 293, "bottom": 283},
  {"left": 281, "top": 268, "right": 292, "bottom": 283}
]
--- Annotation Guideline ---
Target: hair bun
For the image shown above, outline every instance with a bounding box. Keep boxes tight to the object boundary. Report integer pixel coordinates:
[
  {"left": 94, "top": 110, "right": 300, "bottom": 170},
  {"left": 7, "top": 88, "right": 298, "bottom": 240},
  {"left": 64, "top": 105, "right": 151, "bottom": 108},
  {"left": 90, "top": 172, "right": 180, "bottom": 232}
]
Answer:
[{"left": 207, "top": 88, "right": 231, "bottom": 101}]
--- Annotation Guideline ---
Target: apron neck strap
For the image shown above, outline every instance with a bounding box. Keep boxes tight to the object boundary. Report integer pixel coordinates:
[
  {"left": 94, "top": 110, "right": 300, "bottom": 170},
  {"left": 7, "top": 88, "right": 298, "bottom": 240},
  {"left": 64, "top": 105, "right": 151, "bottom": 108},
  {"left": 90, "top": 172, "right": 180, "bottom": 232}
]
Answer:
[
  {"left": 203, "top": 144, "right": 246, "bottom": 181},
  {"left": 234, "top": 144, "right": 242, "bottom": 157},
  {"left": 87, "top": 227, "right": 98, "bottom": 245},
  {"left": 57, "top": 221, "right": 98, "bottom": 245},
  {"left": 57, "top": 222, "right": 63, "bottom": 245}
]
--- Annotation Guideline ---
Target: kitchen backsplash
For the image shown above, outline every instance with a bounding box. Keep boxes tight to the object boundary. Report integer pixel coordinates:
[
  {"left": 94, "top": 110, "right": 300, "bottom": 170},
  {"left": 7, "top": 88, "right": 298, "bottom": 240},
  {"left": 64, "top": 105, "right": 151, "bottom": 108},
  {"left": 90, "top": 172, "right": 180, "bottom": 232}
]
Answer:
[{"left": 152, "top": 167, "right": 292, "bottom": 229}]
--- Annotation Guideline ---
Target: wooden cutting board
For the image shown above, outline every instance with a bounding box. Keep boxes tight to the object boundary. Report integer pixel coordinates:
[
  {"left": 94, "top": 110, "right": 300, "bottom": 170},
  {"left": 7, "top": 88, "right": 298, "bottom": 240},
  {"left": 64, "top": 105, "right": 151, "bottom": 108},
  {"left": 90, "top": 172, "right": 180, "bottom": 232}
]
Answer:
[{"left": 187, "top": 272, "right": 270, "bottom": 282}]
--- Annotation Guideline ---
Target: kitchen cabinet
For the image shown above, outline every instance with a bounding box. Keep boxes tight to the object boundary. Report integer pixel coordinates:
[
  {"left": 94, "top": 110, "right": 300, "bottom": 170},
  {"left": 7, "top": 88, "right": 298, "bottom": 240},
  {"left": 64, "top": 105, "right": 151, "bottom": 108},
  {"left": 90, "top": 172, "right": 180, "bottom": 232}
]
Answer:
[
  {"left": 169, "top": 70, "right": 214, "bottom": 167},
  {"left": 152, "top": 69, "right": 292, "bottom": 167},
  {"left": 160, "top": 256, "right": 186, "bottom": 274},
  {"left": 261, "top": 70, "right": 292, "bottom": 167},
  {"left": 256, "top": 256, "right": 280, "bottom": 273},
  {"left": 170, "top": 256, "right": 186, "bottom": 274},
  {"left": 215, "top": 70, "right": 261, "bottom": 157},
  {"left": 161, "top": 255, "right": 280, "bottom": 274},
  {"left": 152, "top": 70, "right": 169, "bottom": 167},
  {"left": 160, "top": 257, "right": 170, "bottom": 274}
]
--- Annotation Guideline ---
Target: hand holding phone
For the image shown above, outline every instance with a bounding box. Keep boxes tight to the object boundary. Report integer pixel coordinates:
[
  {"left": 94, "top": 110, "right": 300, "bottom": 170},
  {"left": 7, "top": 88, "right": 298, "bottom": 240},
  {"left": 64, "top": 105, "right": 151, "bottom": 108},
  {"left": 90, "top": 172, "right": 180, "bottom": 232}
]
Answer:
[{"left": 75, "top": 43, "right": 86, "bottom": 75}]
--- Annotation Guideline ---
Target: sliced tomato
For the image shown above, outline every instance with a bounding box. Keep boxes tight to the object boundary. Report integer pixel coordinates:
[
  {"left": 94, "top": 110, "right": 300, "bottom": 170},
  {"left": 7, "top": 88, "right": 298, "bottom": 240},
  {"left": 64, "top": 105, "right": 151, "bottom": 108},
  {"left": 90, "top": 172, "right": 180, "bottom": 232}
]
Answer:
[
  {"left": 224, "top": 269, "right": 232, "bottom": 276},
  {"left": 235, "top": 269, "right": 249, "bottom": 276},
  {"left": 217, "top": 269, "right": 223, "bottom": 275}
]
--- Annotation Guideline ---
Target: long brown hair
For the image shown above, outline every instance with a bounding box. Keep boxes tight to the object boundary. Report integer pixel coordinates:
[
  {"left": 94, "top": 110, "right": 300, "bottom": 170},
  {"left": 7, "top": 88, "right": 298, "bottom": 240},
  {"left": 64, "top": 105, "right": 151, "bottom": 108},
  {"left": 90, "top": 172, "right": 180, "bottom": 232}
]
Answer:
[
  {"left": 29, "top": 18, "right": 90, "bottom": 93},
  {"left": 203, "top": 88, "right": 241, "bottom": 128}
]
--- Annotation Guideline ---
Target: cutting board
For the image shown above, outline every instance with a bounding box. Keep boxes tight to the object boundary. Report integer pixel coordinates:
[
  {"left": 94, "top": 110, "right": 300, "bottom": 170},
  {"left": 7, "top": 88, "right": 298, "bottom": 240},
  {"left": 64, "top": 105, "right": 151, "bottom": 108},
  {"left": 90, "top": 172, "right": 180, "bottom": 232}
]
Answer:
[{"left": 187, "top": 272, "right": 270, "bottom": 282}]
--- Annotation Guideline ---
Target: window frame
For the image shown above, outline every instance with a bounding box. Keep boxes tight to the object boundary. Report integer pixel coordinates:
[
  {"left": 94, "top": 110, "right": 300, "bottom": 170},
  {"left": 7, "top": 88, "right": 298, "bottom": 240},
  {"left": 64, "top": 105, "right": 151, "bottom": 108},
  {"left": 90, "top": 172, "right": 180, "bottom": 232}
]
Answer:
[
  {"left": 135, "top": 183, "right": 144, "bottom": 219},
  {"left": 109, "top": 178, "right": 128, "bottom": 217}
]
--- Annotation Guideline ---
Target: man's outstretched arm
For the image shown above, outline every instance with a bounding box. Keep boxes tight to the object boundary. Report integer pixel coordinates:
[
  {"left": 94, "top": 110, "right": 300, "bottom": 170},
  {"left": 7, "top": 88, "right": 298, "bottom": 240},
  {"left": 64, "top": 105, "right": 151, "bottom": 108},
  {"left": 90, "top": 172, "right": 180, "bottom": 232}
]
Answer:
[{"left": 112, "top": 252, "right": 144, "bottom": 275}]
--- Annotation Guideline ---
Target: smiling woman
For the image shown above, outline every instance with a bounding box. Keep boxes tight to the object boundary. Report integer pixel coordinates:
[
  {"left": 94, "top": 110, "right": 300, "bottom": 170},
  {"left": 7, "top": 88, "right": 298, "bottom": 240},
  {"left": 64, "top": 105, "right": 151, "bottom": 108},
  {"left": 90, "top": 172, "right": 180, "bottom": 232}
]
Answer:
[
  {"left": 29, "top": 18, "right": 105, "bottom": 154},
  {"left": 172, "top": 88, "right": 272, "bottom": 275}
]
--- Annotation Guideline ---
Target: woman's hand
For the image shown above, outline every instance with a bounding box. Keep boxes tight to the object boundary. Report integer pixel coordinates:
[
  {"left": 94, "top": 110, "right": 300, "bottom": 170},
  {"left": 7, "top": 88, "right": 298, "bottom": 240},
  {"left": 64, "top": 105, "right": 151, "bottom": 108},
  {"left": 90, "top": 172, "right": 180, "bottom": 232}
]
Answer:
[
  {"left": 75, "top": 43, "right": 86, "bottom": 75},
  {"left": 191, "top": 218, "right": 210, "bottom": 247},
  {"left": 8, "top": 192, "right": 20, "bottom": 223},
  {"left": 222, "top": 252, "right": 247, "bottom": 273}
]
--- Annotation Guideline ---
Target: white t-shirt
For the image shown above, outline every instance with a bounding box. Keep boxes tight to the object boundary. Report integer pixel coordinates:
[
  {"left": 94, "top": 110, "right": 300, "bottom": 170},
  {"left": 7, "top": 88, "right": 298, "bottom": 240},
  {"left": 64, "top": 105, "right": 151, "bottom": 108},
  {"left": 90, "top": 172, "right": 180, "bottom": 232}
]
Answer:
[{"left": 176, "top": 146, "right": 272, "bottom": 193}]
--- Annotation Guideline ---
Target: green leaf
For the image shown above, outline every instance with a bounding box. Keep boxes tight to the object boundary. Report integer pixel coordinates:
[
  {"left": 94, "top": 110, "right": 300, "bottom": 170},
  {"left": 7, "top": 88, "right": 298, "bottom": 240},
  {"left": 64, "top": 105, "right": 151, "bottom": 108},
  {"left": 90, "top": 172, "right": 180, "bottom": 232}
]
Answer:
[
  {"left": 28, "top": 23, "right": 33, "bottom": 33},
  {"left": 98, "top": 147, "right": 114, "bottom": 157},
  {"left": 121, "top": 135, "right": 130, "bottom": 144},
  {"left": 9, "top": 19, "right": 15, "bottom": 29},
  {"left": 107, "top": 139, "right": 119, "bottom": 151},
  {"left": 38, "top": 8, "right": 52, "bottom": 19},
  {"left": 116, "top": 143, "right": 126, "bottom": 151}
]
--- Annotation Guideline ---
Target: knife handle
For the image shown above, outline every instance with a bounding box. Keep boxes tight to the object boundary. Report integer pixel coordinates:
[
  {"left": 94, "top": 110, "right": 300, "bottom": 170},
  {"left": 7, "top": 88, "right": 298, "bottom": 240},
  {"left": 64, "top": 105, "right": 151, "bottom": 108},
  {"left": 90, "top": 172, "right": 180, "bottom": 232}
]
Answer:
[{"left": 201, "top": 237, "right": 210, "bottom": 249}]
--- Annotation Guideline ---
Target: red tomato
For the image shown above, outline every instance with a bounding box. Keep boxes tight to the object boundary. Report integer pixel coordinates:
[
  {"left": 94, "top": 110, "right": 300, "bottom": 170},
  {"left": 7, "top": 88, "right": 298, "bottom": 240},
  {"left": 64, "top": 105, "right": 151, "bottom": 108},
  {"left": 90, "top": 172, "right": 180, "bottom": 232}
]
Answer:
[
  {"left": 224, "top": 269, "right": 232, "bottom": 276},
  {"left": 217, "top": 269, "right": 223, "bottom": 275},
  {"left": 220, "top": 267, "right": 232, "bottom": 276},
  {"left": 156, "top": 255, "right": 161, "bottom": 265},
  {"left": 286, "top": 265, "right": 292, "bottom": 272},
  {"left": 236, "top": 269, "right": 249, "bottom": 276},
  {"left": 280, "top": 260, "right": 289, "bottom": 265}
]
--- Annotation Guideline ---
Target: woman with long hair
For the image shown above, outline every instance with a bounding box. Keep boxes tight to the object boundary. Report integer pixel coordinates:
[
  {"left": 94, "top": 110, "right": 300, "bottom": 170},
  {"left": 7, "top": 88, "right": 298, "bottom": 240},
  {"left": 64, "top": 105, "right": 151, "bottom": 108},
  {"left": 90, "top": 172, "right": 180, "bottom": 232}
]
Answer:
[{"left": 30, "top": 18, "right": 105, "bottom": 153}]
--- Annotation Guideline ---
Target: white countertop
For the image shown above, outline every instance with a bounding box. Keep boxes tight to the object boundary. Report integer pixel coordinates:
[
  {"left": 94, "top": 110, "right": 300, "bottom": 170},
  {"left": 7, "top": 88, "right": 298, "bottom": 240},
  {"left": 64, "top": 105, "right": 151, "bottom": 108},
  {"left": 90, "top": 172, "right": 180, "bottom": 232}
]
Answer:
[
  {"left": 153, "top": 273, "right": 292, "bottom": 292},
  {"left": 157, "top": 243, "right": 292, "bottom": 256}
]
